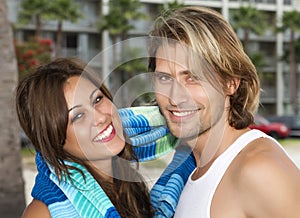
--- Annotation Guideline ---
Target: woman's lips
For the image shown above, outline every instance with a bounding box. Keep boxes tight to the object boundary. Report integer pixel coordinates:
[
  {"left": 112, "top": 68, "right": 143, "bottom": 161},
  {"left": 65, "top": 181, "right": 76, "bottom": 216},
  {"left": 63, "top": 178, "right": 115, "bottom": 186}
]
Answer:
[{"left": 93, "top": 123, "right": 116, "bottom": 143}]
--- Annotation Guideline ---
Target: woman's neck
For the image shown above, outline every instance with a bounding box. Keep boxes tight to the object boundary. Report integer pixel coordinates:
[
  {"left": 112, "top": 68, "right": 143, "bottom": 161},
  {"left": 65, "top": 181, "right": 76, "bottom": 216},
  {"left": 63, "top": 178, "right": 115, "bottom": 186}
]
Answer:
[{"left": 87, "top": 159, "right": 113, "bottom": 182}]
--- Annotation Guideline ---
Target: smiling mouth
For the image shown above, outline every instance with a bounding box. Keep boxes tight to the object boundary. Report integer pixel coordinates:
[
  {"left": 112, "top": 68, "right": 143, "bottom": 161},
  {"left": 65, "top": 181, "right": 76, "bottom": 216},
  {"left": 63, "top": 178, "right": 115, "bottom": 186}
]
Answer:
[
  {"left": 170, "top": 109, "right": 199, "bottom": 117},
  {"left": 93, "top": 123, "right": 115, "bottom": 142},
  {"left": 172, "top": 110, "right": 198, "bottom": 117}
]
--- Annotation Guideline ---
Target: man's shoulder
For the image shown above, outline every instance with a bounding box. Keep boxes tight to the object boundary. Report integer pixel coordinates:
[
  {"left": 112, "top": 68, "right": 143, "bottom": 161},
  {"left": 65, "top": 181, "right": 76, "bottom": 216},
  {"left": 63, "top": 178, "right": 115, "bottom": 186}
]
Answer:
[
  {"left": 231, "top": 136, "right": 299, "bottom": 193},
  {"left": 233, "top": 136, "right": 287, "bottom": 176},
  {"left": 229, "top": 135, "right": 300, "bottom": 217}
]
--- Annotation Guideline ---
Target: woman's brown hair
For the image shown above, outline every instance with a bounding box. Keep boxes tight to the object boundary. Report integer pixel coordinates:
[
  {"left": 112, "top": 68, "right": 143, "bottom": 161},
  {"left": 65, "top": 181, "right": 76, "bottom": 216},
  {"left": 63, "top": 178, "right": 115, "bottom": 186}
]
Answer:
[{"left": 16, "top": 58, "right": 153, "bottom": 217}]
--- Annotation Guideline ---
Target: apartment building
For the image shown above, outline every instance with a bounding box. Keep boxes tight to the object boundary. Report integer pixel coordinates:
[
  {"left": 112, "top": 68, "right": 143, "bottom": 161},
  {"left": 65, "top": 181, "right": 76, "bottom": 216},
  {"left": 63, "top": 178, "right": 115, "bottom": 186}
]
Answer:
[{"left": 6, "top": 0, "right": 300, "bottom": 114}]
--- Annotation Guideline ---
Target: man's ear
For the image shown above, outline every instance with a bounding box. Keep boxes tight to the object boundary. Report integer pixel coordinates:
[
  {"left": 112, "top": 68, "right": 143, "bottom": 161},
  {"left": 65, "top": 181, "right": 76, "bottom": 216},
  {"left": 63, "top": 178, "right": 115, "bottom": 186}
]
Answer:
[{"left": 226, "top": 78, "right": 240, "bottom": 95}]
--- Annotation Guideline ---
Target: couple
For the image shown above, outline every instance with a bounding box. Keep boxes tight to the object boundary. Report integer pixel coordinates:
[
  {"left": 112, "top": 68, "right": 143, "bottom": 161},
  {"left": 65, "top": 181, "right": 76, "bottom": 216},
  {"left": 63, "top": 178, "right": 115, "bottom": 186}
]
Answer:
[{"left": 19, "top": 6, "right": 300, "bottom": 218}]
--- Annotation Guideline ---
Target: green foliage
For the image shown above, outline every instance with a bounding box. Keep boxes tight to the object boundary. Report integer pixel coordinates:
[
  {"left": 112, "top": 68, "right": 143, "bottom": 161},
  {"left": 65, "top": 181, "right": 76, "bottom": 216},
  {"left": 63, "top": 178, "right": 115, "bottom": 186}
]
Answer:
[
  {"left": 159, "top": 0, "right": 184, "bottom": 15},
  {"left": 282, "top": 37, "right": 300, "bottom": 63},
  {"left": 119, "top": 47, "right": 147, "bottom": 74},
  {"left": 231, "top": 5, "right": 267, "bottom": 35},
  {"left": 18, "top": 0, "right": 82, "bottom": 33},
  {"left": 278, "top": 10, "right": 300, "bottom": 114},
  {"left": 116, "top": 47, "right": 155, "bottom": 106},
  {"left": 231, "top": 5, "right": 267, "bottom": 69},
  {"left": 249, "top": 52, "right": 266, "bottom": 71},
  {"left": 18, "top": 0, "right": 50, "bottom": 24},
  {"left": 281, "top": 10, "right": 300, "bottom": 32},
  {"left": 248, "top": 51, "right": 266, "bottom": 83},
  {"left": 131, "top": 92, "right": 156, "bottom": 106},
  {"left": 45, "top": 0, "right": 83, "bottom": 22},
  {"left": 19, "top": 0, "right": 82, "bottom": 23},
  {"left": 15, "top": 37, "right": 53, "bottom": 78},
  {"left": 166, "top": 0, "right": 184, "bottom": 9},
  {"left": 97, "top": 0, "right": 147, "bottom": 37}
]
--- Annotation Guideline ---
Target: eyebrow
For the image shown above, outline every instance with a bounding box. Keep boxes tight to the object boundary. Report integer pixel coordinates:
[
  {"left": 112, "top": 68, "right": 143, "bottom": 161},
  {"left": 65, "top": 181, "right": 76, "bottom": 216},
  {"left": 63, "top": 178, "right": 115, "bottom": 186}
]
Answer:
[
  {"left": 89, "top": 88, "right": 99, "bottom": 101},
  {"left": 68, "top": 88, "right": 99, "bottom": 112},
  {"left": 155, "top": 70, "right": 192, "bottom": 75},
  {"left": 154, "top": 71, "right": 171, "bottom": 75}
]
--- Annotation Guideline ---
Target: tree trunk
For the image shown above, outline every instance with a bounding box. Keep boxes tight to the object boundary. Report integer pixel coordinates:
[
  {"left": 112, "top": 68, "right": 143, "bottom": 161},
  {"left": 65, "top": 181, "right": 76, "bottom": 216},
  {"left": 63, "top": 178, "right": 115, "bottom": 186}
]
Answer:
[
  {"left": 56, "top": 21, "right": 63, "bottom": 58},
  {"left": 244, "top": 28, "right": 250, "bottom": 53},
  {"left": 0, "top": 1, "right": 26, "bottom": 217},
  {"left": 289, "top": 31, "right": 298, "bottom": 114},
  {"left": 35, "top": 14, "right": 42, "bottom": 38},
  {"left": 111, "top": 35, "right": 120, "bottom": 95},
  {"left": 120, "top": 31, "right": 129, "bottom": 106}
]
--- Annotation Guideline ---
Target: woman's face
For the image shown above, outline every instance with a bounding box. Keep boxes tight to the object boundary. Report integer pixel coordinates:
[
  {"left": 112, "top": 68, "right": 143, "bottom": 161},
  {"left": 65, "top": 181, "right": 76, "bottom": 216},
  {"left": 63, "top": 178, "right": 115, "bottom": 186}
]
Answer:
[{"left": 63, "top": 76, "right": 125, "bottom": 162}]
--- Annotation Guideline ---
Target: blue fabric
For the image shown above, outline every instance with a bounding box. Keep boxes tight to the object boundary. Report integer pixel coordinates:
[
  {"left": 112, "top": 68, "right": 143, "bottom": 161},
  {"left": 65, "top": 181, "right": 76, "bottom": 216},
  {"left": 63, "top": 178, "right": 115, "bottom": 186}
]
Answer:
[
  {"left": 120, "top": 106, "right": 180, "bottom": 162},
  {"left": 151, "top": 146, "right": 196, "bottom": 217},
  {"left": 31, "top": 106, "right": 196, "bottom": 217},
  {"left": 32, "top": 153, "right": 68, "bottom": 206},
  {"left": 32, "top": 152, "right": 120, "bottom": 218}
]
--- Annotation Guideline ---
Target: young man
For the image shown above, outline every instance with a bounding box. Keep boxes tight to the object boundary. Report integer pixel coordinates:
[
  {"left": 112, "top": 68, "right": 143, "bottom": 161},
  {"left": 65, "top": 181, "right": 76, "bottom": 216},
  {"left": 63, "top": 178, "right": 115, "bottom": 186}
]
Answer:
[{"left": 148, "top": 6, "right": 300, "bottom": 217}]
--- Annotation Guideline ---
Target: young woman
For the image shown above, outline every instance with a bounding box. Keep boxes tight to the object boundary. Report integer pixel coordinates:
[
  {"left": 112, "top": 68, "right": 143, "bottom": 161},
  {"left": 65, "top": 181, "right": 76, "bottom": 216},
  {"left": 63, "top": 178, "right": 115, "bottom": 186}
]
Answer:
[{"left": 16, "top": 58, "right": 154, "bottom": 218}]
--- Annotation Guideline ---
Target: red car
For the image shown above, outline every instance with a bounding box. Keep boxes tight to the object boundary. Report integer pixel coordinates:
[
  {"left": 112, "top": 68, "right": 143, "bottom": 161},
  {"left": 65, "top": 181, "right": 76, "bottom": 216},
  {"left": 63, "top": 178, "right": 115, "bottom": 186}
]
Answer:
[{"left": 249, "top": 115, "right": 290, "bottom": 139}]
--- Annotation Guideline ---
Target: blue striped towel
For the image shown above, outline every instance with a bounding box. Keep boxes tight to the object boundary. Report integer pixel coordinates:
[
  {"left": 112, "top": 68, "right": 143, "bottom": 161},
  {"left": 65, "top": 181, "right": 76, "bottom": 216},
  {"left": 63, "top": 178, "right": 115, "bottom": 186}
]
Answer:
[
  {"left": 119, "top": 106, "right": 180, "bottom": 161},
  {"left": 31, "top": 106, "right": 196, "bottom": 217},
  {"left": 150, "top": 145, "right": 195, "bottom": 217},
  {"left": 32, "top": 151, "right": 121, "bottom": 218}
]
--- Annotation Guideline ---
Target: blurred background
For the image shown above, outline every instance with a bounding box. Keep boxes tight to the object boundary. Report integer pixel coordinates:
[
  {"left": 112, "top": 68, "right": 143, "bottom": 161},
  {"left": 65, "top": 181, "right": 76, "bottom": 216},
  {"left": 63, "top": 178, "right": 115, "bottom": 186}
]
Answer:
[{"left": 1, "top": 0, "right": 300, "bottom": 217}]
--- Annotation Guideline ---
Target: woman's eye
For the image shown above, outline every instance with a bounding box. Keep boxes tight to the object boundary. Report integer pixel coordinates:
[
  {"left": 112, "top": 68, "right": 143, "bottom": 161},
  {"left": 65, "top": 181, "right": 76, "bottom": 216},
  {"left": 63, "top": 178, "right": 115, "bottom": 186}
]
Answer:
[
  {"left": 71, "top": 112, "right": 84, "bottom": 123},
  {"left": 94, "top": 95, "right": 103, "bottom": 105},
  {"left": 155, "top": 72, "right": 173, "bottom": 83}
]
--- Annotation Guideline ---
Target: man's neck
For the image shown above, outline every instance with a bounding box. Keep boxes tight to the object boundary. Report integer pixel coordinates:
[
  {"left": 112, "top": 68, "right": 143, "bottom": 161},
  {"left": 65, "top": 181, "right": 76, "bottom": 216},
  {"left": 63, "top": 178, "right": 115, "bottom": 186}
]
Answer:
[{"left": 187, "top": 122, "right": 249, "bottom": 169}]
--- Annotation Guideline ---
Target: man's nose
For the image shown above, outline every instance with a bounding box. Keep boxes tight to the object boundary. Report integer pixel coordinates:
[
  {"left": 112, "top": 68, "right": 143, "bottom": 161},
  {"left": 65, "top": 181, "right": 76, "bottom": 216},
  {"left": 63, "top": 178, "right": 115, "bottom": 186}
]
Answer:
[{"left": 168, "top": 80, "right": 189, "bottom": 106}]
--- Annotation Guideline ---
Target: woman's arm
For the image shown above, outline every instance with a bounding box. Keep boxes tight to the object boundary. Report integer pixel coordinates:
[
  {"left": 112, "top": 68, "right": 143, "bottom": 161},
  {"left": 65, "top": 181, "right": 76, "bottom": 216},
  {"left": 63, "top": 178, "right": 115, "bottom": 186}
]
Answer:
[{"left": 22, "top": 200, "right": 51, "bottom": 218}]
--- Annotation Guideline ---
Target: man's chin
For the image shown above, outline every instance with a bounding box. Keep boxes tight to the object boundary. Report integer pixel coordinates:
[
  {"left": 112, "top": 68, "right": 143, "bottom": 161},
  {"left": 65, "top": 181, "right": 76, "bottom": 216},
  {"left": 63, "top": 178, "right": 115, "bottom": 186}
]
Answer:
[{"left": 169, "top": 127, "right": 198, "bottom": 139}]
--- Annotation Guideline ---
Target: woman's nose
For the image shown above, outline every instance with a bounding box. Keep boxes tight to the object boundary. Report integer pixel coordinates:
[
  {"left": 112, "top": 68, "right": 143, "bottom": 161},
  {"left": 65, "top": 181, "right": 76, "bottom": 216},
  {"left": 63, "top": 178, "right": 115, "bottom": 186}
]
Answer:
[{"left": 92, "top": 109, "right": 107, "bottom": 126}]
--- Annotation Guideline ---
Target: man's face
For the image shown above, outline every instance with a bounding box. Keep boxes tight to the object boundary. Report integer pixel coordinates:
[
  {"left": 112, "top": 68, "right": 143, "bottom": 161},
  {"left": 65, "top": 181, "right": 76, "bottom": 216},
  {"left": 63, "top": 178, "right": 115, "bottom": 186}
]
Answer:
[{"left": 154, "top": 43, "right": 226, "bottom": 141}]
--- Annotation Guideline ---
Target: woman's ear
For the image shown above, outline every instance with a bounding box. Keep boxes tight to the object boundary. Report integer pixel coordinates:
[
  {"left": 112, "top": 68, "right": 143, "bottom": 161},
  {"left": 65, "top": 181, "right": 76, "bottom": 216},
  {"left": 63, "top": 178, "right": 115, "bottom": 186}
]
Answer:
[{"left": 226, "top": 78, "right": 240, "bottom": 95}]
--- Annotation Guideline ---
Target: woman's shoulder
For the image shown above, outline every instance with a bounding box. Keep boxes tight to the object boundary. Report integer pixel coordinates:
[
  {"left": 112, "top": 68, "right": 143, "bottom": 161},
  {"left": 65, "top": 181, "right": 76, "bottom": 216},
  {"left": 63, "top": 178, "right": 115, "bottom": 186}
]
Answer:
[{"left": 22, "top": 199, "right": 51, "bottom": 218}]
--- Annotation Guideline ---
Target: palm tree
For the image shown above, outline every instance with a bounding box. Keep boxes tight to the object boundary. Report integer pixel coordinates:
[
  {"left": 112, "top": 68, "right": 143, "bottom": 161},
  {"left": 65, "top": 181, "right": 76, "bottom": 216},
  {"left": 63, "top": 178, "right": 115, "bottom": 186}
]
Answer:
[
  {"left": 98, "top": 0, "right": 146, "bottom": 45},
  {"left": 160, "top": 0, "right": 184, "bottom": 13},
  {"left": 231, "top": 5, "right": 268, "bottom": 92},
  {"left": 0, "top": 0, "right": 26, "bottom": 216},
  {"left": 279, "top": 10, "right": 300, "bottom": 115},
  {"left": 97, "top": 0, "right": 147, "bottom": 95},
  {"left": 18, "top": 0, "right": 50, "bottom": 38},
  {"left": 46, "top": 0, "right": 82, "bottom": 58},
  {"left": 231, "top": 5, "right": 267, "bottom": 53},
  {"left": 295, "top": 38, "right": 300, "bottom": 63}
]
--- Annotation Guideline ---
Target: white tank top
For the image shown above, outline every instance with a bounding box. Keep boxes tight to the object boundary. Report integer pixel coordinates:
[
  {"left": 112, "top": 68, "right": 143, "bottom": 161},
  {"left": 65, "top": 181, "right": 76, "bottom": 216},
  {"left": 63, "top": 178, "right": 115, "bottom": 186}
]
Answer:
[{"left": 174, "top": 129, "right": 290, "bottom": 218}]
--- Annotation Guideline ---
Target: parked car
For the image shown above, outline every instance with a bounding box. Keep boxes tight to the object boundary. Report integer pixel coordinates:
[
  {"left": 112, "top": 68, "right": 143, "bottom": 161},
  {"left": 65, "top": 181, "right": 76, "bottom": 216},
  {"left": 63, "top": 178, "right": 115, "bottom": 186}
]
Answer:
[
  {"left": 267, "top": 115, "right": 300, "bottom": 137},
  {"left": 249, "top": 115, "right": 290, "bottom": 139}
]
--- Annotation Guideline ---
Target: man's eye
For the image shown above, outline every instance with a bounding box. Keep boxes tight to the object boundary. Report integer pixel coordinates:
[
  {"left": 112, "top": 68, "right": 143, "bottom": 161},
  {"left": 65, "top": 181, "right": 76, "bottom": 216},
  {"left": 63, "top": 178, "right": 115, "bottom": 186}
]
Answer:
[
  {"left": 187, "top": 74, "right": 201, "bottom": 83},
  {"left": 188, "top": 75, "right": 196, "bottom": 81}
]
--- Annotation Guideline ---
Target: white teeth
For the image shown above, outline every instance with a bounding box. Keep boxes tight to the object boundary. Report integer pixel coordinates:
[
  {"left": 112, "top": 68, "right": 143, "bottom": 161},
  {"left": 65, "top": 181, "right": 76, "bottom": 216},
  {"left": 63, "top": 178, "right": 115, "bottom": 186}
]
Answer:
[
  {"left": 172, "top": 110, "right": 197, "bottom": 117},
  {"left": 94, "top": 124, "right": 113, "bottom": 141}
]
